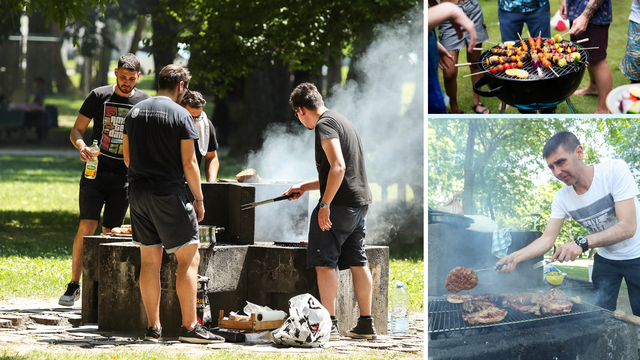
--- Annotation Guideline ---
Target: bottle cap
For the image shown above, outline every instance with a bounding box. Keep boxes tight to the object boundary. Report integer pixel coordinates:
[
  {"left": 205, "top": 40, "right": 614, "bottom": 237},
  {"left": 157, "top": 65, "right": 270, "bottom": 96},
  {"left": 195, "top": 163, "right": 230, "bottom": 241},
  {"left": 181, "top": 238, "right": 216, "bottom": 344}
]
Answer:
[
  {"left": 186, "top": 203, "right": 193, "bottom": 211},
  {"left": 396, "top": 281, "right": 404, "bottom": 287}
]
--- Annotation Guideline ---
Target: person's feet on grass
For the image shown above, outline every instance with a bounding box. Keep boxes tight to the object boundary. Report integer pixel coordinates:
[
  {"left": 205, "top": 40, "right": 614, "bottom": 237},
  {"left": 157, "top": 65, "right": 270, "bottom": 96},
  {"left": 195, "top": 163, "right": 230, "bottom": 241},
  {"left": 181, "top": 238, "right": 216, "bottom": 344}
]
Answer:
[
  {"left": 573, "top": 86, "right": 598, "bottom": 96},
  {"left": 448, "top": 106, "right": 464, "bottom": 114},
  {"left": 178, "top": 322, "right": 225, "bottom": 344},
  {"left": 498, "top": 103, "right": 511, "bottom": 112},
  {"left": 472, "top": 102, "right": 490, "bottom": 114}
]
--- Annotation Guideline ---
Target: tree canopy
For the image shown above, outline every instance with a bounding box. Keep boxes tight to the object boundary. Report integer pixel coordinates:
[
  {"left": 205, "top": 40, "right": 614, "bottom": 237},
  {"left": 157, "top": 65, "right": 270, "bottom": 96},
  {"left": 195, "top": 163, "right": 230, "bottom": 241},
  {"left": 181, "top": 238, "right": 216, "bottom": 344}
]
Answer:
[{"left": 1, "top": 0, "right": 116, "bottom": 26}]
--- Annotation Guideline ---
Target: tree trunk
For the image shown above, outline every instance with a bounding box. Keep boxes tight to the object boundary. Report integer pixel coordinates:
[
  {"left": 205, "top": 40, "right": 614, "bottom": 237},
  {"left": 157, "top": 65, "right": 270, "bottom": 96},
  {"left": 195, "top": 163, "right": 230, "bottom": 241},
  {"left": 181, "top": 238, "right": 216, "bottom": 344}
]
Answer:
[
  {"left": 0, "top": 15, "right": 22, "bottom": 99},
  {"left": 462, "top": 120, "right": 476, "bottom": 215},
  {"left": 26, "top": 11, "right": 77, "bottom": 96},
  {"left": 129, "top": 16, "right": 146, "bottom": 54},
  {"left": 229, "top": 60, "right": 294, "bottom": 157},
  {"left": 98, "top": 19, "right": 116, "bottom": 87},
  {"left": 151, "top": 13, "right": 178, "bottom": 90}
]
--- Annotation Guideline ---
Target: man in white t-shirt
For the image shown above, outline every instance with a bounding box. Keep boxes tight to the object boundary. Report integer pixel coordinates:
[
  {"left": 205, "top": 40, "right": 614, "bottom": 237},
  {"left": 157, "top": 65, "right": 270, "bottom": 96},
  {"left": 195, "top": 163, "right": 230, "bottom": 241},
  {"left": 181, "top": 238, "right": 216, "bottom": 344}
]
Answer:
[{"left": 497, "top": 131, "right": 640, "bottom": 315}]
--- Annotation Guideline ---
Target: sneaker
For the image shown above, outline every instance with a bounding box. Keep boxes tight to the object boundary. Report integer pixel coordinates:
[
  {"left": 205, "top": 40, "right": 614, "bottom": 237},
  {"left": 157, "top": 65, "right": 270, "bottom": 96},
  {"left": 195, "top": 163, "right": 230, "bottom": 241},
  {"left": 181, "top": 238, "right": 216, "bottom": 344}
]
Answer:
[
  {"left": 144, "top": 326, "right": 163, "bottom": 342},
  {"left": 178, "top": 322, "right": 225, "bottom": 344},
  {"left": 58, "top": 282, "right": 81, "bottom": 306},
  {"left": 330, "top": 319, "right": 340, "bottom": 341},
  {"left": 345, "top": 317, "right": 377, "bottom": 340}
]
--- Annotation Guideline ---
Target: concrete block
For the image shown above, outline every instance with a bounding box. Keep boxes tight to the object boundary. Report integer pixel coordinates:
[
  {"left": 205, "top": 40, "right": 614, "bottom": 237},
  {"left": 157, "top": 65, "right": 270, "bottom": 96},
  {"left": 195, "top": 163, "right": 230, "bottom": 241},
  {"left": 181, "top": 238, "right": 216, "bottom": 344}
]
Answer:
[
  {"left": 82, "top": 235, "right": 131, "bottom": 324},
  {"left": 189, "top": 182, "right": 255, "bottom": 244},
  {"left": 96, "top": 240, "right": 389, "bottom": 338}
]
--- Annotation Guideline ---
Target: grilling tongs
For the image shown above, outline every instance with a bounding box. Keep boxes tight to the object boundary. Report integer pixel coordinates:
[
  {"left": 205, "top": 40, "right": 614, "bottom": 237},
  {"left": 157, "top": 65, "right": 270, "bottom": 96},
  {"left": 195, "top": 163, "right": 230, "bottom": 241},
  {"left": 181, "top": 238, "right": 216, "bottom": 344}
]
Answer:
[
  {"left": 475, "top": 264, "right": 506, "bottom": 272},
  {"left": 241, "top": 193, "right": 298, "bottom": 211}
]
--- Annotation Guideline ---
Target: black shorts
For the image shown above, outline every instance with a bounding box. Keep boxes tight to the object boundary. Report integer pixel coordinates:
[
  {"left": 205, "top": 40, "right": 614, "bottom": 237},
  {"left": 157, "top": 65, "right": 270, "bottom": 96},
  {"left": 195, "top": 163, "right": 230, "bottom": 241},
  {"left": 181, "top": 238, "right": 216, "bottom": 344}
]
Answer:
[
  {"left": 570, "top": 22, "right": 609, "bottom": 62},
  {"left": 307, "top": 204, "right": 369, "bottom": 270},
  {"left": 129, "top": 188, "right": 199, "bottom": 254},
  {"left": 78, "top": 169, "right": 128, "bottom": 229}
]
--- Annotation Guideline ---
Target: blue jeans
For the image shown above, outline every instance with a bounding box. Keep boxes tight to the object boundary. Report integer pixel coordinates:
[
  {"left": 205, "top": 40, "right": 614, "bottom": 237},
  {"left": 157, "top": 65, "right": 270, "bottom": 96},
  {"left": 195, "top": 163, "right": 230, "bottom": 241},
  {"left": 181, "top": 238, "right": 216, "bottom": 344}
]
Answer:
[
  {"left": 499, "top": 3, "right": 551, "bottom": 43},
  {"left": 592, "top": 253, "right": 640, "bottom": 316}
]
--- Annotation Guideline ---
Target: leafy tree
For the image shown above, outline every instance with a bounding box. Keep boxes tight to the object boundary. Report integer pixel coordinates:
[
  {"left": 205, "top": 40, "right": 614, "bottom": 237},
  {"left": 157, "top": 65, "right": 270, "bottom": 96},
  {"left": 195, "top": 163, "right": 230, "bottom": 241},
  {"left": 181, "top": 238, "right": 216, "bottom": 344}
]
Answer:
[{"left": 1, "top": 0, "right": 116, "bottom": 27}]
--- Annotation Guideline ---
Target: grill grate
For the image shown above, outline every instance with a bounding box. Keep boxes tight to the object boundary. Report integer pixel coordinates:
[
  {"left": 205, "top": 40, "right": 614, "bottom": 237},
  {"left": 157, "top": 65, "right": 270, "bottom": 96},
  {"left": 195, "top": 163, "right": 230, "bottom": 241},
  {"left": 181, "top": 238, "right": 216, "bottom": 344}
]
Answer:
[
  {"left": 478, "top": 41, "right": 588, "bottom": 81},
  {"left": 428, "top": 297, "right": 604, "bottom": 334}
]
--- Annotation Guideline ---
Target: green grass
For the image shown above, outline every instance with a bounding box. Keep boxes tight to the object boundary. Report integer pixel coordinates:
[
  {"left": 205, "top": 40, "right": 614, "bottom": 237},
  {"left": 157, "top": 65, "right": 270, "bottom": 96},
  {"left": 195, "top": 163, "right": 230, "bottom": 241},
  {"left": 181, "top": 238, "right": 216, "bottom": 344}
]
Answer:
[{"left": 438, "top": 0, "right": 631, "bottom": 114}]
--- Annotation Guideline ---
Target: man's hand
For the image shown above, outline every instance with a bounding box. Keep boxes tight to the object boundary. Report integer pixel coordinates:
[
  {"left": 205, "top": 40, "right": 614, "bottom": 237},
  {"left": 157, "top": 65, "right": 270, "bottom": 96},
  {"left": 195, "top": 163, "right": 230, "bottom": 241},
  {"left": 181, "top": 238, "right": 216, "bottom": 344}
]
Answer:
[
  {"left": 496, "top": 254, "right": 519, "bottom": 274},
  {"left": 284, "top": 184, "right": 305, "bottom": 200},
  {"left": 448, "top": 5, "right": 477, "bottom": 53},
  {"left": 318, "top": 207, "right": 332, "bottom": 231},
  {"left": 78, "top": 145, "right": 93, "bottom": 162},
  {"left": 570, "top": 15, "right": 589, "bottom": 35},
  {"left": 560, "top": 0, "right": 568, "bottom": 20},
  {"left": 551, "top": 241, "right": 583, "bottom": 262},
  {"left": 194, "top": 200, "right": 205, "bottom": 222},
  {"left": 438, "top": 42, "right": 455, "bottom": 70}
]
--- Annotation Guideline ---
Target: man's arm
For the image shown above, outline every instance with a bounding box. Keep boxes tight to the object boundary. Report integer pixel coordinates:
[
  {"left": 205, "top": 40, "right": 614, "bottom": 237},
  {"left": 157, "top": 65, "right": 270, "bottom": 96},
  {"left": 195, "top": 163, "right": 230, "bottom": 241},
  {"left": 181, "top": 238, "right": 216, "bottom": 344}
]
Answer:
[
  {"left": 316, "top": 137, "right": 346, "bottom": 231},
  {"left": 570, "top": 0, "right": 606, "bottom": 35},
  {"left": 497, "top": 218, "right": 565, "bottom": 273},
  {"left": 284, "top": 179, "right": 320, "bottom": 199},
  {"left": 204, "top": 150, "right": 219, "bottom": 182},
  {"left": 123, "top": 134, "right": 130, "bottom": 168},
  {"left": 181, "top": 139, "right": 205, "bottom": 222},
  {"left": 552, "top": 198, "right": 638, "bottom": 262},
  {"left": 70, "top": 113, "right": 95, "bottom": 161}
]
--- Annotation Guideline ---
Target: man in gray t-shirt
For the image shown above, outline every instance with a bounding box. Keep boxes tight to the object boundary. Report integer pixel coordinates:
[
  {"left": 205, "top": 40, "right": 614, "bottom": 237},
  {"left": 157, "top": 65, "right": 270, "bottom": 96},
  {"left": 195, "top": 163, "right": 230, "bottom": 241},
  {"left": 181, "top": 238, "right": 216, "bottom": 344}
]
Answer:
[
  {"left": 123, "top": 64, "right": 223, "bottom": 344},
  {"left": 285, "top": 83, "right": 376, "bottom": 341}
]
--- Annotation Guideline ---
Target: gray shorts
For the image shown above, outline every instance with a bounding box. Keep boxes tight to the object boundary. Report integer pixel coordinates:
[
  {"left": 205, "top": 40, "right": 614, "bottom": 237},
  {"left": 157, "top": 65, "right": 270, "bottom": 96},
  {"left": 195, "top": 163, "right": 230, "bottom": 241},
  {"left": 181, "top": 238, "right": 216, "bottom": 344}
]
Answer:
[
  {"left": 129, "top": 189, "right": 199, "bottom": 254},
  {"left": 438, "top": 0, "right": 490, "bottom": 51},
  {"left": 307, "top": 204, "right": 369, "bottom": 270}
]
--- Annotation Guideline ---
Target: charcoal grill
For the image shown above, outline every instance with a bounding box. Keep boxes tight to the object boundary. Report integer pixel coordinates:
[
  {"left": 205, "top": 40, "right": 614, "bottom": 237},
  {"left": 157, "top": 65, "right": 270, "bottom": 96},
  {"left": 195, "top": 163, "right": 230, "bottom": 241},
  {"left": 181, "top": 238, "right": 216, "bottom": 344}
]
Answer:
[
  {"left": 428, "top": 296, "right": 604, "bottom": 338},
  {"left": 473, "top": 40, "right": 589, "bottom": 114}
]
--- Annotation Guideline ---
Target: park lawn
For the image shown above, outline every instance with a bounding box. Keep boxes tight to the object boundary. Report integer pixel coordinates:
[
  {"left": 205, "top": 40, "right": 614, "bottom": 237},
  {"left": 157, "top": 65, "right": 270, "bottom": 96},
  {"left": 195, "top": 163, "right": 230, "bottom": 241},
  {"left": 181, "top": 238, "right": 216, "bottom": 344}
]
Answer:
[
  {"left": 0, "top": 152, "right": 424, "bottom": 311},
  {"left": 437, "top": 0, "right": 631, "bottom": 114}
]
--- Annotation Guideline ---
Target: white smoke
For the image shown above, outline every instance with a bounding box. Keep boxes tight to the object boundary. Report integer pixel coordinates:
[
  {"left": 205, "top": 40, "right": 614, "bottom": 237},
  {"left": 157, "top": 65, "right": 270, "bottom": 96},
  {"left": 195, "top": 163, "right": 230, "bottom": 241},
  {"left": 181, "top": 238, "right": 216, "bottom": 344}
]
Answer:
[{"left": 247, "top": 5, "right": 424, "bottom": 244}]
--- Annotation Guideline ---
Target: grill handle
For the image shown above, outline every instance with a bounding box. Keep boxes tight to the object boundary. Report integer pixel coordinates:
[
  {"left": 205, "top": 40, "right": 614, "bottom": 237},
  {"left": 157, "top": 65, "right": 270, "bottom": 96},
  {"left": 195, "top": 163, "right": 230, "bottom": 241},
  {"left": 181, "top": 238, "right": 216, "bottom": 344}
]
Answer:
[
  {"left": 613, "top": 310, "right": 640, "bottom": 326},
  {"left": 473, "top": 74, "right": 504, "bottom": 98}
]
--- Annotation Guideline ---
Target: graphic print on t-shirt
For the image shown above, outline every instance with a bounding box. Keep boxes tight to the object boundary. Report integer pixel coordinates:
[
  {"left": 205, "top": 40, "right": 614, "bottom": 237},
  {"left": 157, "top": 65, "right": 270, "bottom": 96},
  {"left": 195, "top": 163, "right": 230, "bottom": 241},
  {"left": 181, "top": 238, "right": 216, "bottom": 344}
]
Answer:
[
  {"left": 569, "top": 194, "right": 617, "bottom": 233},
  {"left": 101, "top": 102, "right": 133, "bottom": 156}
]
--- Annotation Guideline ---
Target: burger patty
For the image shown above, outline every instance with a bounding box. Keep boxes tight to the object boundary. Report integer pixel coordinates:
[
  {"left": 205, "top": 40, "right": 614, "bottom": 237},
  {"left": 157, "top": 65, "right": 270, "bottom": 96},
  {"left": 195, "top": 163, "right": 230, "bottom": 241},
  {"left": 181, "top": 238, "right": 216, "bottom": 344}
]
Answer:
[{"left": 445, "top": 266, "right": 478, "bottom": 293}]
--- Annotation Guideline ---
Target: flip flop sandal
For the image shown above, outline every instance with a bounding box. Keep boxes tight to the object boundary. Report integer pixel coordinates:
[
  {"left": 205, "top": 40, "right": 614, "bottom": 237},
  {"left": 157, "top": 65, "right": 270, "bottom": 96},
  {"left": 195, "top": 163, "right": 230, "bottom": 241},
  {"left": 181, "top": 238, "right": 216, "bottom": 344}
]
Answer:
[{"left": 472, "top": 102, "right": 490, "bottom": 114}]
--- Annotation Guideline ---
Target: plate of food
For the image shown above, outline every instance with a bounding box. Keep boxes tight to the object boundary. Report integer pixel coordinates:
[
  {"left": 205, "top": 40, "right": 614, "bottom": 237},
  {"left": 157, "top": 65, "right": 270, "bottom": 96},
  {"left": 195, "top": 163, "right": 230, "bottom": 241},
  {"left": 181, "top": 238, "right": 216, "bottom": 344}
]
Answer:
[
  {"left": 111, "top": 224, "right": 132, "bottom": 237},
  {"left": 606, "top": 84, "right": 640, "bottom": 114}
]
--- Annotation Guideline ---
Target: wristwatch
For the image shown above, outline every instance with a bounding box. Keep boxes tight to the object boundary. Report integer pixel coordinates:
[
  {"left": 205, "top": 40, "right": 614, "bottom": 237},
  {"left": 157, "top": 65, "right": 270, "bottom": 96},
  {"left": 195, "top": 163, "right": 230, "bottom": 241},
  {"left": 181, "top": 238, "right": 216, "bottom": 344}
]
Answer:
[
  {"left": 574, "top": 236, "right": 589, "bottom": 253},
  {"left": 319, "top": 201, "right": 330, "bottom": 209}
]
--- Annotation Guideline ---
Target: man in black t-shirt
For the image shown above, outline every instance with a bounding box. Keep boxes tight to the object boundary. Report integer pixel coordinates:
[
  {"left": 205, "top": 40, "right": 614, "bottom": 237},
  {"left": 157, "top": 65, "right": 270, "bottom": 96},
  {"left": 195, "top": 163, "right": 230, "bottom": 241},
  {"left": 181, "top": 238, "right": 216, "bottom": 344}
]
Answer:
[
  {"left": 123, "top": 64, "right": 223, "bottom": 344},
  {"left": 61, "top": 53, "right": 151, "bottom": 307},
  {"left": 180, "top": 90, "right": 220, "bottom": 182},
  {"left": 285, "top": 83, "right": 376, "bottom": 341}
]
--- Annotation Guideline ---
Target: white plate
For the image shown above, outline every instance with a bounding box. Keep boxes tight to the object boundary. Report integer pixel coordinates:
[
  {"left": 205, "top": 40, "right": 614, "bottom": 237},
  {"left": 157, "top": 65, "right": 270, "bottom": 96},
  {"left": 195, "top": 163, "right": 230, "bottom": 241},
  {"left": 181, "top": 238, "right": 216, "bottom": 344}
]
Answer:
[{"left": 606, "top": 84, "right": 640, "bottom": 114}]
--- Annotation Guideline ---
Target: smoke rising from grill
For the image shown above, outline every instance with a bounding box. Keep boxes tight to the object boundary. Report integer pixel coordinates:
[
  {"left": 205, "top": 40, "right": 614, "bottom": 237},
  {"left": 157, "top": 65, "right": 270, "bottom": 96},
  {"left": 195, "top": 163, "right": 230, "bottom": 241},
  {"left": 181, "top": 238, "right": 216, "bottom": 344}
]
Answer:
[{"left": 246, "top": 5, "right": 424, "bottom": 244}]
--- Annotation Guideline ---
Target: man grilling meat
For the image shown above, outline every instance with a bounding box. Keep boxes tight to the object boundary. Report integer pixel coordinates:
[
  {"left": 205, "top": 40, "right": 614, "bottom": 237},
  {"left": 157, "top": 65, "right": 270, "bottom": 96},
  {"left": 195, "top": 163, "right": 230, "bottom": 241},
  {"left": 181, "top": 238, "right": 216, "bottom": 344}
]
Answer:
[
  {"left": 497, "top": 131, "right": 640, "bottom": 315},
  {"left": 284, "top": 83, "right": 376, "bottom": 341}
]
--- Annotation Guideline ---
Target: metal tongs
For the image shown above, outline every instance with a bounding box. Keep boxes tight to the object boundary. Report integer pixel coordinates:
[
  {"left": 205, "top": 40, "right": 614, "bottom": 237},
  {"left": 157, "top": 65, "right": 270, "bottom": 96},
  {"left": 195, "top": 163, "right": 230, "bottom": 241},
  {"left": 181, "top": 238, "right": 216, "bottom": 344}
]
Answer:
[
  {"left": 240, "top": 193, "right": 298, "bottom": 211},
  {"left": 475, "top": 264, "right": 506, "bottom": 272}
]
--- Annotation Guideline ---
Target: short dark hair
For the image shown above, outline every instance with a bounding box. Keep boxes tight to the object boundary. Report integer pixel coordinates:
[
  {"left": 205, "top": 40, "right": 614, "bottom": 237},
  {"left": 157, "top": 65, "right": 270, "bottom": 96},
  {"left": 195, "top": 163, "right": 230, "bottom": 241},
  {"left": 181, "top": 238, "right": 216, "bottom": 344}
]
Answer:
[
  {"left": 543, "top": 131, "right": 581, "bottom": 159},
  {"left": 117, "top": 53, "right": 141, "bottom": 73},
  {"left": 180, "top": 90, "right": 206, "bottom": 108},
  {"left": 158, "top": 64, "right": 190, "bottom": 91},
  {"left": 289, "top": 82, "right": 324, "bottom": 110}
]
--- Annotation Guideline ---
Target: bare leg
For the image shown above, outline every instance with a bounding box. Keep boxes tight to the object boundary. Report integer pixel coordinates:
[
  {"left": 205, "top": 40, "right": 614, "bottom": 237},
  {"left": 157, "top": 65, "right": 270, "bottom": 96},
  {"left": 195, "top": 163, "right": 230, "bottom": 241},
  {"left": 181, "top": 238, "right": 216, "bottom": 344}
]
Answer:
[
  {"left": 139, "top": 246, "right": 164, "bottom": 329},
  {"left": 351, "top": 266, "right": 373, "bottom": 316},
  {"left": 467, "top": 47, "right": 489, "bottom": 114},
  {"left": 442, "top": 50, "right": 463, "bottom": 114},
  {"left": 573, "top": 64, "right": 599, "bottom": 97},
  {"left": 316, "top": 266, "right": 338, "bottom": 316},
  {"left": 70, "top": 219, "right": 99, "bottom": 283},
  {"left": 173, "top": 243, "right": 200, "bottom": 330},
  {"left": 591, "top": 59, "right": 612, "bottom": 114}
]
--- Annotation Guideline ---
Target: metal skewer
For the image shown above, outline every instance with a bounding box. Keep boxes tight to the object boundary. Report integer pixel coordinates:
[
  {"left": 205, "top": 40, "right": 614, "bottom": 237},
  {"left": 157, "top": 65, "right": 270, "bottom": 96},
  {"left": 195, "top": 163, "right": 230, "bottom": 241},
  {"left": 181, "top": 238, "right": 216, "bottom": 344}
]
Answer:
[
  {"left": 240, "top": 193, "right": 297, "bottom": 210},
  {"left": 463, "top": 70, "right": 490, "bottom": 78}
]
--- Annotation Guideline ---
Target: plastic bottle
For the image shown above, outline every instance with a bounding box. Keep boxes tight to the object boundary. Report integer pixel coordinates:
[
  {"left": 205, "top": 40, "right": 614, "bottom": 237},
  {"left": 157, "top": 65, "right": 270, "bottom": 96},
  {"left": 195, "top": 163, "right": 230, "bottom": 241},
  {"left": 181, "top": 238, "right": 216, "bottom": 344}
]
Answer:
[
  {"left": 390, "top": 281, "right": 410, "bottom": 334},
  {"left": 84, "top": 140, "right": 100, "bottom": 179}
]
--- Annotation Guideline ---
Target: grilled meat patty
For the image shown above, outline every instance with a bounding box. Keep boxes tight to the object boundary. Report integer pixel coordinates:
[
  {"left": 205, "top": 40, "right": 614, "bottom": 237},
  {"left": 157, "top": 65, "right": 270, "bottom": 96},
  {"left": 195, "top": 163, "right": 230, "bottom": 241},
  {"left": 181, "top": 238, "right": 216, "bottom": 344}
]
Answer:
[
  {"left": 505, "top": 301, "right": 541, "bottom": 316},
  {"left": 538, "top": 300, "right": 573, "bottom": 314},
  {"left": 462, "top": 300, "right": 496, "bottom": 313},
  {"left": 445, "top": 266, "right": 478, "bottom": 293},
  {"left": 446, "top": 294, "right": 474, "bottom": 303},
  {"left": 462, "top": 307, "right": 508, "bottom": 324}
]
